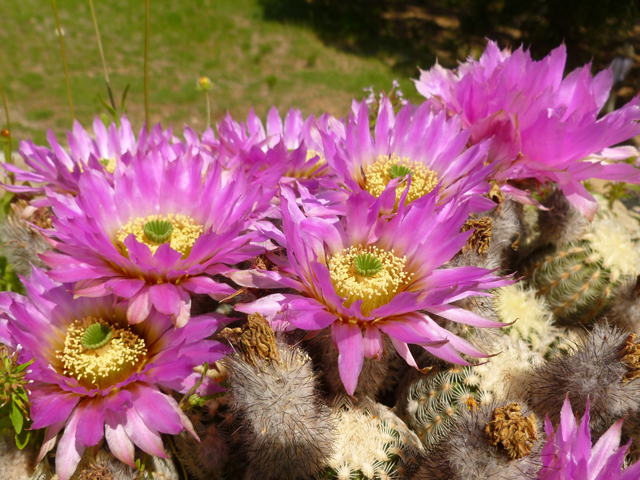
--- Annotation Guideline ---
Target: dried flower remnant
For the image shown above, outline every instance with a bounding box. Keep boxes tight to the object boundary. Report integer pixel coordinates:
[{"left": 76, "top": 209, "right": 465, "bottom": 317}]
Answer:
[
  {"left": 220, "top": 313, "right": 279, "bottom": 366},
  {"left": 461, "top": 215, "right": 493, "bottom": 255},
  {"left": 77, "top": 462, "right": 113, "bottom": 480},
  {"left": 621, "top": 333, "right": 640, "bottom": 382},
  {"left": 484, "top": 403, "right": 538, "bottom": 460}
]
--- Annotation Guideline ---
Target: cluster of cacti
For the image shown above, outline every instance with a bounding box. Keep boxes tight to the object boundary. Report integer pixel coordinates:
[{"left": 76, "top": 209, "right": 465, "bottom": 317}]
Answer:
[
  {"left": 413, "top": 397, "right": 543, "bottom": 480},
  {"left": 522, "top": 192, "right": 640, "bottom": 325}
]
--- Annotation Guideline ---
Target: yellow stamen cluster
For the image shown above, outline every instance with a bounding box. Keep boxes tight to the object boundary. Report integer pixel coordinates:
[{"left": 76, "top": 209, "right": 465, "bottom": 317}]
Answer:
[
  {"left": 117, "top": 213, "right": 203, "bottom": 258},
  {"left": 99, "top": 158, "right": 117, "bottom": 174},
  {"left": 57, "top": 317, "right": 147, "bottom": 389},
  {"left": 328, "top": 245, "right": 411, "bottom": 316},
  {"left": 364, "top": 154, "right": 438, "bottom": 205}
]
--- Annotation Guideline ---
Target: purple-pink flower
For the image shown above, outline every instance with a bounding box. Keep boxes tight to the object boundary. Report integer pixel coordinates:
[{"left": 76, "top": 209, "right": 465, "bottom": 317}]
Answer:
[
  {"left": 323, "top": 98, "right": 496, "bottom": 215},
  {"left": 0, "top": 268, "right": 229, "bottom": 480},
  {"left": 415, "top": 41, "right": 640, "bottom": 219},
  {"left": 41, "top": 147, "right": 266, "bottom": 326},
  {"left": 2, "top": 116, "right": 180, "bottom": 204},
  {"left": 237, "top": 186, "right": 512, "bottom": 395},
  {"left": 539, "top": 396, "right": 640, "bottom": 480}
]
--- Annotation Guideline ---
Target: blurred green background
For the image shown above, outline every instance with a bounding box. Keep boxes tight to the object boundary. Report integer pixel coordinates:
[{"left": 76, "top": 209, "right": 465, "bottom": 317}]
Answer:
[{"left": 1, "top": 0, "right": 638, "bottom": 146}]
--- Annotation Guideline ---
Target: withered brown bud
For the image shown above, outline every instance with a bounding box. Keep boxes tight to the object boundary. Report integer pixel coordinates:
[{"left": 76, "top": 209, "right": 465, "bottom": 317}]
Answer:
[
  {"left": 484, "top": 403, "right": 538, "bottom": 460},
  {"left": 220, "top": 312, "right": 279, "bottom": 365},
  {"left": 621, "top": 333, "right": 640, "bottom": 382},
  {"left": 461, "top": 215, "right": 493, "bottom": 255}
]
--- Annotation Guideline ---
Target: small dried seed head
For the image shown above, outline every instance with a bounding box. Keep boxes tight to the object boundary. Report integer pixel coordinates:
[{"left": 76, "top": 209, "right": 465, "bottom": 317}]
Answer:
[
  {"left": 461, "top": 215, "right": 493, "bottom": 255},
  {"left": 484, "top": 403, "right": 538, "bottom": 460},
  {"left": 220, "top": 313, "right": 279, "bottom": 366},
  {"left": 621, "top": 333, "right": 640, "bottom": 383}
]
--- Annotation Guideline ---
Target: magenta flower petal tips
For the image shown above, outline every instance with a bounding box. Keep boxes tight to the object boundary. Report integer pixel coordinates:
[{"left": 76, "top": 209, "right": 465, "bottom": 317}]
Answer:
[
  {"left": 2, "top": 116, "right": 179, "bottom": 203},
  {"left": 538, "top": 396, "right": 640, "bottom": 480},
  {"left": 415, "top": 41, "right": 640, "bottom": 220},
  {"left": 0, "top": 268, "right": 230, "bottom": 480},
  {"left": 238, "top": 187, "right": 513, "bottom": 395},
  {"left": 41, "top": 146, "right": 268, "bottom": 327}
]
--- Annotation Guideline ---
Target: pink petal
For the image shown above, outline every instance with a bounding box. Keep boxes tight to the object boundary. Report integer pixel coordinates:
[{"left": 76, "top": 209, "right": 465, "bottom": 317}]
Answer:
[
  {"left": 38, "top": 420, "right": 65, "bottom": 462},
  {"left": 287, "top": 298, "right": 337, "bottom": 330},
  {"left": 149, "top": 283, "right": 182, "bottom": 317},
  {"left": 331, "top": 322, "right": 364, "bottom": 395},
  {"left": 122, "top": 405, "right": 167, "bottom": 458},
  {"left": 126, "top": 286, "right": 151, "bottom": 324},
  {"left": 105, "top": 410, "right": 135, "bottom": 467},
  {"left": 55, "top": 406, "right": 86, "bottom": 480},
  {"left": 363, "top": 325, "right": 384, "bottom": 360},
  {"left": 75, "top": 397, "right": 106, "bottom": 447},
  {"left": 562, "top": 180, "right": 598, "bottom": 221},
  {"left": 425, "top": 304, "right": 509, "bottom": 328},
  {"left": 181, "top": 275, "right": 235, "bottom": 299},
  {"left": 105, "top": 278, "right": 146, "bottom": 298},
  {"left": 590, "top": 418, "right": 624, "bottom": 476}
]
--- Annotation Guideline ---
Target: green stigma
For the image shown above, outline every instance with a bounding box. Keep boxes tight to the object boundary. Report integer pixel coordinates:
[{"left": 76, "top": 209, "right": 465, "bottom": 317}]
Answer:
[
  {"left": 98, "top": 158, "right": 110, "bottom": 166},
  {"left": 354, "top": 253, "right": 383, "bottom": 277},
  {"left": 388, "top": 164, "right": 412, "bottom": 180},
  {"left": 82, "top": 323, "right": 113, "bottom": 350},
  {"left": 143, "top": 219, "right": 174, "bottom": 244}
]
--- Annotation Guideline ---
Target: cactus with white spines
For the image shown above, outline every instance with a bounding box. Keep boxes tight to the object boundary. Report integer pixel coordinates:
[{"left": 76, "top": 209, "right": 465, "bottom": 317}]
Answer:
[
  {"left": 397, "top": 365, "right": 481, "bottom": 448},
  {"left": 320, "top": 397, "right": 423, "bottom": 480}
]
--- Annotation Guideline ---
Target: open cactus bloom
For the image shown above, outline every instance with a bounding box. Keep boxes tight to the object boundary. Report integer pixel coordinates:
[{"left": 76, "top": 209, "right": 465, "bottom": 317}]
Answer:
[
  {"left": 40, "top": 147, "right": 268, "bottom": 327},
  {"left": 0, "top": 268, "right": 229, "bottom": 480},
  {"left": 237, "top": 186, "right": 513, "bottom": 395},
  {"left": 325, "top": 98, "right": 497, "bottom": 215},
  {"left": 1, "top": 116, "right": 181, "bottom": 204},
  {"left": 415, "top": 41, "right": 640, "bottom": 219}
]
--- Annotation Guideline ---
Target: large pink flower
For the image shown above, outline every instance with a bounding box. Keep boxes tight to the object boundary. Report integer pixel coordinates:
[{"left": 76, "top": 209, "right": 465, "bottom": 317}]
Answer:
[
  {"left": 322, "top": 98, "right": 496, "bottom": 215},
  {"left": 0, "top": 268, "right": 229, "bottom": 480},
  {"left": 2, "top": 116, "right": 181, "bottom": 204},
  {"left": 415, "top": 41, "right": 640, "bottom": 219},
  {"left": 41, "top": 147, "right": 267, "bottom": 326},
  {"left": 237, "top": 186, "right": 512, "bottom": 395}
]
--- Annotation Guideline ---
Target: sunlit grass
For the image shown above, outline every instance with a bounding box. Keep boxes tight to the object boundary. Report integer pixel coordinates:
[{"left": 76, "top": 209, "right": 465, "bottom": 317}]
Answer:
[{"left": 0, "top": 0, "right": 420, "bottom": 146}]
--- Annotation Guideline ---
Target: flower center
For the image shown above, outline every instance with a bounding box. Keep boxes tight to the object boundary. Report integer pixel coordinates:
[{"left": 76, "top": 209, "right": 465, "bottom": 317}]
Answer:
[
  {"left": 116, "top": 214, "right": 203, "bottom": 258},
  {"left": 57, "top": 317, "right": 147, "bottom": 389},
  {"left": 328, "top": 245, "right": 411, "bottom": 316},
  {"left": 364, "top": 154, "right": 438, "bottom": 205},
  {"left": 99, "top": 158, "right": 117, "bottom": 174}
]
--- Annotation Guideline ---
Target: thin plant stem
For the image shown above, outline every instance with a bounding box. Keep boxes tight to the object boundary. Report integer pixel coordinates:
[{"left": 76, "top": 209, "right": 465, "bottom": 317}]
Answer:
[
  {"left": 88, "top": 0, "right": 116, "bottom": 111},
  {"left": 0, "top": 78, "right": 14, "bottom": 184},
  {"left": 52, "top": 0, "right": 74, "bottom": 123},
  {"left": 205, "top": 90, "right": 211, "bottom": 129},
  {"left": 0, "top": 79, "right": 12, "bottom": 158},
  {"left": 144, "top": 0, "right": 150, "bottom": 127}
]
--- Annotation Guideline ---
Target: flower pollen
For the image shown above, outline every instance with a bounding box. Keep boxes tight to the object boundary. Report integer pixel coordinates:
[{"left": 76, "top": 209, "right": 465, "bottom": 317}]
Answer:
[
  {"left": 117, "top": 213, "right": 203, "bottom": 258},
  {"left": 57, "top": 317, "right": 147, "bottom": 389},
  {"left": 329, "top": 245, "right": 411, "bottom": 316},
  {"left": 99, "top": 158, "right": 117, "bottom": 174},
  {"left": 364, "top": 154, "right": 438, "bottom": 205}
]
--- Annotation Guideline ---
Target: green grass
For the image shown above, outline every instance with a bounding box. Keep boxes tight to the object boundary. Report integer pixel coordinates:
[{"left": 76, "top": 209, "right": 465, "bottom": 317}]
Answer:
[{"left": 0, "top": 0, "right": 421, "bottom": 146}]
